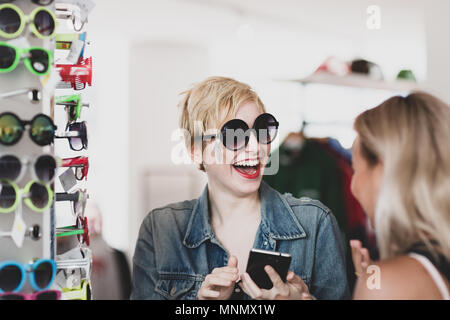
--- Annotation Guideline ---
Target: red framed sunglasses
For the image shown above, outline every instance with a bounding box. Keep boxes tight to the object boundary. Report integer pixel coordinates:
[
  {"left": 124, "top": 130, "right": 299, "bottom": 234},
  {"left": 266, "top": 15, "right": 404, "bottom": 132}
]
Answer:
[
  {"left": 61, "top": 156, "right": 89, "bottom": 180},
  {"left": 56, "top": 57, "right": 92, "bottom": 90},
  {"left": 56, "top": 216, "right": 89, "bottom": 246}
]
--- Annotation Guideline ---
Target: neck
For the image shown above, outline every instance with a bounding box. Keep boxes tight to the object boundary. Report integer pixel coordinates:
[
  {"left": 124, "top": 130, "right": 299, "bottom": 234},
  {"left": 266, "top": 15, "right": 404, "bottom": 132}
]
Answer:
[{"left": 207, "top": 180, "right": 261, "bottom": 228}]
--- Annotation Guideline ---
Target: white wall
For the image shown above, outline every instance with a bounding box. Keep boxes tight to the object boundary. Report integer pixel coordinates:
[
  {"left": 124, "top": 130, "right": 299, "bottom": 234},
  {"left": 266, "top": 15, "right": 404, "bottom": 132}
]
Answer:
[
  {"left": 424, "top": 0, "right": 450, "bottom": 104},
  {"left": 129, "top": 42, "right": 210, "bottom": 255}
]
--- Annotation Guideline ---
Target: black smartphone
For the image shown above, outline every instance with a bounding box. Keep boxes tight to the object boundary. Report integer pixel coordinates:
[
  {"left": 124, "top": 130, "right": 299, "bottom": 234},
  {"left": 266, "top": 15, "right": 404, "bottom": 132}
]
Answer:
[{"left": 245, "top": 248, "right": 292, "bottom": 289}]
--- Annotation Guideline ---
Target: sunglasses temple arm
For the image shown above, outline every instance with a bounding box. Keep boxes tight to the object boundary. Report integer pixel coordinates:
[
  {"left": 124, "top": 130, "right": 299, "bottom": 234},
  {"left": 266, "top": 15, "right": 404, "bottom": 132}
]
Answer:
[
  {"left": 201, "top": 134, "right": 219, "bottom": 141},
  {"left": 56, "top": 192, "right": 79, "bottom": 202},
  {"left": 57, "top": 261, "right": 89, "bottom": 269},
  {"left": 0, "top": 88, "right": 37, "bottom": 99},
  {"left": 56, "top": 230, "right": 84, "bottom": 237},
  {"left": 55, "top": 102, "right": 89, "bottom": 108},
  {"left": 0, "top": 225, "right": 38, "bottom": 238},
  {"left": 56, "top": 102, "right": 77, "bottom": 106},
  {"left": 55, "top": 132, "right": 79, "bottom": 138}
]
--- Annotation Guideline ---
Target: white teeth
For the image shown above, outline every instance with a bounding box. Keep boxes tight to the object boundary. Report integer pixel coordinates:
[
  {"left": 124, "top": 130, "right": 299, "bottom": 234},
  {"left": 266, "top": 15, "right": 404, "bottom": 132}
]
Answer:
[{"left": 233, "top": 159, "right": 259, "bottom": 167}]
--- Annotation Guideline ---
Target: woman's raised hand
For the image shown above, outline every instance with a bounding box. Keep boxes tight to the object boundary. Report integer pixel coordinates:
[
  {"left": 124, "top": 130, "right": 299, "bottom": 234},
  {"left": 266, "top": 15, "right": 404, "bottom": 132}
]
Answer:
[
  {"left": 350, "top": 239, "right": 372, "bottom": 278},
  {"left": 198, "top": 256, "right": 239, "bottom": 300}
]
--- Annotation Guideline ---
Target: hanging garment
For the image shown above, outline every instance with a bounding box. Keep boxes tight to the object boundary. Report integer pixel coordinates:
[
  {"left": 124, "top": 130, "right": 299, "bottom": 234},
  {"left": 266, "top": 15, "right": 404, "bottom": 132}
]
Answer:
[
  {"left": 264, "top": 138, "right": 348, "bottom": 236},
  {"left": 327, "top": 137, "right": 352, "bottom": 164},
  {"left": 317, "top": 138, "right": 379, "bottom": 260}
]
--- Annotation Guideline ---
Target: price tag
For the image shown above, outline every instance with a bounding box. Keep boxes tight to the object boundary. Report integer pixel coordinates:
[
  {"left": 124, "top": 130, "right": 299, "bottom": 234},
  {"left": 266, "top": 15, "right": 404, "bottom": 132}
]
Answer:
[
  {"left": 42, "top": 67, "right": 62, "bottom": 90},
  {"left": 66, "top": 271, "right": 81, "bottom": 288},
  {"left": 11, "top": 213, "right": 26, "bottom": 248},
  {"left": 56, "top": 0, "right": 95, "bottom": 21},
  {"left": 59, "top": 168, "right": 78, "bottom": 192},
  {"left": 73, "top": 0, "right": 95, "bottom": 21},
  {"left": 66, "top": 39, "right": 84, "bottom": 64}
]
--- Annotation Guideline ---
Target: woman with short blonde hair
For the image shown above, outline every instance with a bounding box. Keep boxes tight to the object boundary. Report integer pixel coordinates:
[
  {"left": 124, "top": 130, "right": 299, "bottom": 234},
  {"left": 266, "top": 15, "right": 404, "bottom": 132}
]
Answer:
[{"left": 131, "top": 76, "right": 350, "bottom": 300}]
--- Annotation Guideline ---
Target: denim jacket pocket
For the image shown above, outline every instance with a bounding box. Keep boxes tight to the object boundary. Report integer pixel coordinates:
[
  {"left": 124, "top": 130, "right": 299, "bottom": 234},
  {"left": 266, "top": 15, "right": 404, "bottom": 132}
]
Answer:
[{"left": 155, "top": 272, "right": 204, "bottom": 300}]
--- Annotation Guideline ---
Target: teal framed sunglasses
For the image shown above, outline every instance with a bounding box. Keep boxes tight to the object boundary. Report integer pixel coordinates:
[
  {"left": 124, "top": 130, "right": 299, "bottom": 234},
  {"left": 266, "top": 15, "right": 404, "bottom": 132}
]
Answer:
[{"left": 0, "top": 259, "right": 56, "bottom": 293}]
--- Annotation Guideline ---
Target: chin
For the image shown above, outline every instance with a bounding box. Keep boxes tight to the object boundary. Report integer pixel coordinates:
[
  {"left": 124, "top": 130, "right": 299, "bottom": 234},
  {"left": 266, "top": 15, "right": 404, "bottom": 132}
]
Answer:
[
  {"left": 229, "top": 164, "right": 263, "bottom": 195},
  {"left": 236, "top": 179, "right": 262, "bottom": 195}
]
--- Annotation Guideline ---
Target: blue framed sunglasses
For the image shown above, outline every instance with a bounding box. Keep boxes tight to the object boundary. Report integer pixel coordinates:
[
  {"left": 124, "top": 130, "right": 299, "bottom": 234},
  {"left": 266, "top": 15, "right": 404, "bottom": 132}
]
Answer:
[{"left": 0, "top": 259, "right": 56, "bottom": 293}]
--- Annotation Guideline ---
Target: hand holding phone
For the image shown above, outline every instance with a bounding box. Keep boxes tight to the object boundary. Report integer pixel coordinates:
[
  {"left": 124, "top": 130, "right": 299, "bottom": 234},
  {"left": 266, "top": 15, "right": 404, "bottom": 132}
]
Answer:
[
  {"left": 238, "top": 249, "right": 312, "bottom": 300},
  {"left": 245, "top": 249, "right": 292, "bottom": 289}
]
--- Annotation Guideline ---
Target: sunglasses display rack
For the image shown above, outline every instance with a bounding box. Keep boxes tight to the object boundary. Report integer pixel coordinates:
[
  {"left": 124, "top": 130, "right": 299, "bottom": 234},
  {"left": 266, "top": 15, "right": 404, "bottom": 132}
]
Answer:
[
  {"left": 0, "top": 0, "right": 58, "bottom": 299},
  {"left": 0, "top": 0, "right": 95, "bottom": 300},
  {"left": 52, "top": 0, "right": 94, "bottom": 300}
]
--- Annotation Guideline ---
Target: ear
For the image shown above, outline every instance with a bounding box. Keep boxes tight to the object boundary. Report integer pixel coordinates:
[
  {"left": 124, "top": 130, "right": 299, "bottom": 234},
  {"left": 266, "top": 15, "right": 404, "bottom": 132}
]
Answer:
[{"left": 373, "top": 160, "right": 384, "bottom": 179}]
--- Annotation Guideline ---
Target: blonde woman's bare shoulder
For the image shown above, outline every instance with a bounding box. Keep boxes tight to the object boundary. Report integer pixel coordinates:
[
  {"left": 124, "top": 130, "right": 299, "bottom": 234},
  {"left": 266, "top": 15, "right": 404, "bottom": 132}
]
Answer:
[{"left": 353, "top": 255, "right": 445, "bottom": 300}]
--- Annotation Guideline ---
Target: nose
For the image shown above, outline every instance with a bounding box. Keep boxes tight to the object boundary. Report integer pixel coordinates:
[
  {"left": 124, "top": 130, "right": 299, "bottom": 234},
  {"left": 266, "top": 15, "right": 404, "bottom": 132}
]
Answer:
[{"left": 245, "top": 129, "right": 259, "bottom": 154}]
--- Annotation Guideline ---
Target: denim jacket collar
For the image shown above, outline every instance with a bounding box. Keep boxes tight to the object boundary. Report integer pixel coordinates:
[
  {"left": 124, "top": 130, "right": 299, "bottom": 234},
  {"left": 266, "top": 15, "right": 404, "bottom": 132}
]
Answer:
[{"left": 183, "top": 181, "right": 306, "bottom": 248}]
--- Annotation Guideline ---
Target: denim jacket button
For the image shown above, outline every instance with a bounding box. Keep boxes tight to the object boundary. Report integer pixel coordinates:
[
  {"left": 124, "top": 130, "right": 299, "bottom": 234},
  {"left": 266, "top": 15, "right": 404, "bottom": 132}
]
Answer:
[{"left": 264, "top": 241, "right": 268, "bottom": 246}]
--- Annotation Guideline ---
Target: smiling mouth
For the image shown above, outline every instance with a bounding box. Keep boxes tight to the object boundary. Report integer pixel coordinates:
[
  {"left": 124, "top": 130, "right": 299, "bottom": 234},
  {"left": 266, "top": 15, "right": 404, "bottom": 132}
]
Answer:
[{"left": 232, "top": 159, "right": 261, "bottom": 179}]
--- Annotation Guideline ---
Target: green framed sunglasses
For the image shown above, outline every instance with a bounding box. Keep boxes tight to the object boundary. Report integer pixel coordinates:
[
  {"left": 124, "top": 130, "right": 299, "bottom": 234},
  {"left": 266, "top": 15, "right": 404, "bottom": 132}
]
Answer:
[
  {"left": 56, "top": 94, "right": 89, "bottom": 123},
  {"left": 0, "top": 42, "right": 53, "bottom": 76},
  {"left": 0, "top": 3, "right": 57, "bottom": 39},
  {"left": 0, "top": 179, "right": 53, "bottom": 213}
]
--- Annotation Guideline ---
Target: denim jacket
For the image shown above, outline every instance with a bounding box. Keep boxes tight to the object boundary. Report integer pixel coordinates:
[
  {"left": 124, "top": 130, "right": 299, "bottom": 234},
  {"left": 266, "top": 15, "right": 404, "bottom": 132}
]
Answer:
[{"left": 131, "top": 181, "right": 350, "bottom": 300}]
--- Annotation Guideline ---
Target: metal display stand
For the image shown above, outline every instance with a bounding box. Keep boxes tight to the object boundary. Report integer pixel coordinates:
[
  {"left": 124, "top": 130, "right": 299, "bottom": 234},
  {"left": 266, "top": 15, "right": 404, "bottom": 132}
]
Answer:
[{"left": 0, "top": 0, "right": 95, "bottom": 300}]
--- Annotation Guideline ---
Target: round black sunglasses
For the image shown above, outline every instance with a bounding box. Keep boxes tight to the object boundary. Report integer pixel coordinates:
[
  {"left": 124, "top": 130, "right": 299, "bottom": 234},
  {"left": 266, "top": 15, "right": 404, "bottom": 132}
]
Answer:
[{"left": 201, "top": 113, "right": 279, "bottom": 151}]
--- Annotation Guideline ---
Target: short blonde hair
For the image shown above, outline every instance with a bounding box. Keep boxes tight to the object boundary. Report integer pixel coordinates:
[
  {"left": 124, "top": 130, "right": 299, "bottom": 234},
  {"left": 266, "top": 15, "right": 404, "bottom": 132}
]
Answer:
[
  {"left": 354, "top": 92, "right": 450, "bottom": 261},
  {"left": 178, "top": 76, "right": 266, "bottom": 171}
]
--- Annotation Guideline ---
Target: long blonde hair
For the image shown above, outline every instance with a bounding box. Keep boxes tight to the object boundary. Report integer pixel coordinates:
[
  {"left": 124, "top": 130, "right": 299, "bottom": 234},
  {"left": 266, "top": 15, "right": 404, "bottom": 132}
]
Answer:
[{"left": 354, "top": 92, "right": 450, "bottom": 261}]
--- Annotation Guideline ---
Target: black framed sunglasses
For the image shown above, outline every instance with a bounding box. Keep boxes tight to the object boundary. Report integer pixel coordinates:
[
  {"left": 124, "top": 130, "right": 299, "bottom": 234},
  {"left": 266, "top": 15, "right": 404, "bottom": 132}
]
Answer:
[
  {"left": 55, "top": 121, "right": 88, "bottom": 151},
  {"left": 202, "top": 113, "right": 279, "bottom": 151},
  {"left": 0, "top": 112, "right": 56, "bottom": 146}
]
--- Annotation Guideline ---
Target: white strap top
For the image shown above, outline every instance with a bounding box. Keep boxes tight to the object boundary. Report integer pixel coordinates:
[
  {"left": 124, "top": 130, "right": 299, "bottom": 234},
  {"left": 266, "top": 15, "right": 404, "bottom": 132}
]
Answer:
[{"left": 408, "top": 253, "right": 450, "bottom": 300}]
